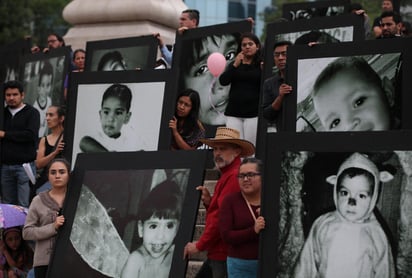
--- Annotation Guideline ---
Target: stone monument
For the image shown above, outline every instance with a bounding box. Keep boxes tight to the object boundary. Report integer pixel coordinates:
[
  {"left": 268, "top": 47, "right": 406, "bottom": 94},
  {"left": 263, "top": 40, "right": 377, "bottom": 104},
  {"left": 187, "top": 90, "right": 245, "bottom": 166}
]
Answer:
[{"left": 62, "top": 0, "right": 187, "bottom": 51}]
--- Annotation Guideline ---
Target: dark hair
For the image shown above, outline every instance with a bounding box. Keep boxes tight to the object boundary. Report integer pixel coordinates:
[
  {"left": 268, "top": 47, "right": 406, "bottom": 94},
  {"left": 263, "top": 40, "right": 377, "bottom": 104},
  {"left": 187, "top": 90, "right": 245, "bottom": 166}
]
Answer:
[
  {"left": 48, "top": 105, "right": 66, "bottom": 118},
  {"left": 38, "top": 60, "right": 54, "bottom": 86},
  {"left": 240, "top": 157, "right": 263, "bottom": 173},
  {"left": 273, "top": 41, "right": 292, "bottom": 50},
  {"left": 2, "top": 227, "right": 33, "bottom": 272},
  {"left": 47, "top": 158, "right": 71, "bottom": 176},
  {"left": 73, "top": 49, "right": 86, "bottom": 61},
  {"left": 49, "top": 33, "right": 65, "bottom": 46},
  {"left": 101, "top": 84, "right": 132, "bottom": 112},
  {"left": 137, "top": 179, "right": 182, "bottom": 223},
  {"left": 313, "top": 56, "right": 385, "bottom": 98},
  {"left": 182, "top": 9, "right": 200, "bottom": 26},
  {"left": 337, "top": 167, "right": 374, "bottom": 193},
  {"left": 381, "top": 11, "right": 402, "bottom": 24},
  {"left": 295, "top": 30, "right": 340, "bottom": 45},
  {"left": 238, "top": 32, "right": 262, "bottom": 66},
  {"left": 3, "top": 80, "right": 24, "bottom": 94},
  {"left": 175, "top": 88, "right": 201, "bottom": 136},
  {"left": 97, "top": 51, "right": 126, "bottom": 71}
]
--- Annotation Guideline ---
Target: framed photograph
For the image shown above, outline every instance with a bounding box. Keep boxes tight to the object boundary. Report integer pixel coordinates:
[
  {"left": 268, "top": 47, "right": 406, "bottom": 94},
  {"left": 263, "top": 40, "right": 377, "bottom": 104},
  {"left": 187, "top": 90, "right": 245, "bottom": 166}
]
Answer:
[
  {"left": 280, "top": 38, "right": 412, "bottom": 133},
  {"left": 282, "top": 0, "right": 350, "bottom": 21},
  {"left": 20, "top": 46, "right": 71, "bottom": 137},
  {"left": 85, "top": 35, "right": 158, "bottom": 72},
  {"left": 260, "top": 131, "right": 412, "bottom": 277},
  {"left": 49, "top": 150, "right": 208, "bottom": 277},
  {"left": 0, "top": 38, "right": 31, "bottom": 83},
  {"left": 173, "top": 20, "right": 252, "bottom": 137},
  {"left": 64, "top": 70, "right": 177, "bottom": 165},
  {"left": 256, "top": 14, "right": 364, "bottom": 157},
  {"left": 400, "top": 0, "right": 412, "bottom": 23}
]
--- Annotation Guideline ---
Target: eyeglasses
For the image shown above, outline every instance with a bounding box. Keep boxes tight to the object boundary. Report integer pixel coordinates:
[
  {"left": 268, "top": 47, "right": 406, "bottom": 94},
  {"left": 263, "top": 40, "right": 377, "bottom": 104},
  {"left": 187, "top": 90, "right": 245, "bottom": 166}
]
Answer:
[
  {"left": 237, "top": 172, "right": 261, "bottom": 179},
  {"left": 48, "top": 39, "right": 58, "bottom": 44}
]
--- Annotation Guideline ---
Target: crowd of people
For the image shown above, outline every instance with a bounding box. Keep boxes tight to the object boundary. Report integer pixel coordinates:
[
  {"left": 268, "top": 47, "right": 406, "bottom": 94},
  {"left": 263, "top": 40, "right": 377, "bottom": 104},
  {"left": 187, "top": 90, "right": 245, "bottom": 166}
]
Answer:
[{"left": 0, "top": 0, "right": 410, "bottom": 277}]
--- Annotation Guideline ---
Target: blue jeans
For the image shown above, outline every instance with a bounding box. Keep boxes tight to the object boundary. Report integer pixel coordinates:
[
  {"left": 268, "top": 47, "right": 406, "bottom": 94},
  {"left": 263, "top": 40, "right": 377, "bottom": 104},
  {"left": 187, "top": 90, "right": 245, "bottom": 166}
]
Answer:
[
  {"left": 227, "top": 257, "right": 258, "bottom": 278},
  {"left": 1, "top": 162, "right": 35, "bottom": 207}
]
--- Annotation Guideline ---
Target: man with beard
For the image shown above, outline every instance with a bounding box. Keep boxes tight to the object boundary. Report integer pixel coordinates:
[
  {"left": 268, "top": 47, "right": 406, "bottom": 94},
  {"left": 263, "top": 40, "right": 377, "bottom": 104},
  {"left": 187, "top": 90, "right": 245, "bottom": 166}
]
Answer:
[
  {"left": 0, "top": 80, "right": 40, "bottom": 207},
  {"left": 379, "top": 11, "right": 403, "bottom": 38},
  {"left": 262, "top": 41, "right": 293, "bottom": 131},
  {"left": 372, "top": 0, "right": 395, "bottom": 38},
  {"left": 183, "top": 127, "right": 255, "bottom": 278}
]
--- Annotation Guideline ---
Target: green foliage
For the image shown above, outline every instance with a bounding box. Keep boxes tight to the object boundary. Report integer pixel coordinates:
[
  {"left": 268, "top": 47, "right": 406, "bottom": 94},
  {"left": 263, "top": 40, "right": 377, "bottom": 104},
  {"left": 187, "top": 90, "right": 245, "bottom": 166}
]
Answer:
[{"left": 0, "top": 0, "right": 70, "bottom": 46}]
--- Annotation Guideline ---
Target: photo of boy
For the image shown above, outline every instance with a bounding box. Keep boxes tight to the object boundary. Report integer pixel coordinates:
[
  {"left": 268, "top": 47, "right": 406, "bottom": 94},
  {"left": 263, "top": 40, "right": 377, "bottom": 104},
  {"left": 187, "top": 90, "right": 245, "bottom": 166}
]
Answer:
[
  {"left": 293, "top": 152, "right": 395, "bottom": 277},
  {"left": 180, "top": 34, "right": 239, "bottom": 126},
  {"left": 296, "top": 54, "right": 401, "bottom": 132},
  {"left": 33, "top": 60, "right": 54, "bottom": 137},
  {"left": 79, "top": 83, "right": 132, "bottom": 152},
  {"left": 121, "top": 180, "right": 182, "bottom": 278}
]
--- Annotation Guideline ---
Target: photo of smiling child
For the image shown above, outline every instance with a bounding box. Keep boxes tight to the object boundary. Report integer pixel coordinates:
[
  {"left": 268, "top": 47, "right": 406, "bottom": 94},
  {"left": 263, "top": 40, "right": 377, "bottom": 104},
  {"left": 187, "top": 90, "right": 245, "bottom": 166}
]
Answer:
[
  {"left": 79, "top": 83, "right": 134, "bottom": 152},
  {"left": 33, "top": 60, "right": 54, "bottom": 137},
  {"left": 121, "top": 179, "right": 182, "bottom": 278},
  {"left": 180, "top": 34, "right": 239, "bottom": 126},
  {"left": 297, "top": 55, "right": 401, "bottom": 132},
  {"left": 293, "top": 152, "right": 395, "bottom": 278}
]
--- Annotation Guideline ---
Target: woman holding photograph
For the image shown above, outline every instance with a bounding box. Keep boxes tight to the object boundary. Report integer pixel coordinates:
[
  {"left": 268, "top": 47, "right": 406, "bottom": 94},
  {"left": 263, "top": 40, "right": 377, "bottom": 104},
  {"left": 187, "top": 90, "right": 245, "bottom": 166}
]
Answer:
[
  {"left": 23, "top": 158, "right": 70, "bottom": 278},
  {"left": 219, "top": 32, "right": 262, "bottom": 146},
  {"left": 169, "top": 89, "right": 205, "bottom": 150},
  {"left": 219, "top": 158, "right": 265, "bottom": 277}
]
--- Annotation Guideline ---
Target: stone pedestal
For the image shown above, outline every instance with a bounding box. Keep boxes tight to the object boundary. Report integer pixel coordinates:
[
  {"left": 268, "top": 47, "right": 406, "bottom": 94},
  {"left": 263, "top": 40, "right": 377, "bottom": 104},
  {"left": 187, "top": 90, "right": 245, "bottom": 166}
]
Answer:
[{"left": 62, "top": 0, "right": 187, "bottom": 51}]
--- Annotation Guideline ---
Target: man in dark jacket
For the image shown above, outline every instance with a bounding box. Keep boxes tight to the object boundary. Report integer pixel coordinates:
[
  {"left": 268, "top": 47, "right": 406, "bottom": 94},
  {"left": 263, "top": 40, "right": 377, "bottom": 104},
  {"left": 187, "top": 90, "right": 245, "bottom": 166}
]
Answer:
[{"left": 0, "top": 80, "right": 40, "bottom": 207}]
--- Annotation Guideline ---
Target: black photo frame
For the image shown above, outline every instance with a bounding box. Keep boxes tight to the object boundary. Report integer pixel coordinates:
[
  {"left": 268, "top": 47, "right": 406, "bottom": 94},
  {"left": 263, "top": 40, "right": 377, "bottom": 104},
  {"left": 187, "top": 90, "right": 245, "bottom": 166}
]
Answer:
[
  {"left": 0, "top": 38, "right": 31, "bottom": 83},
  {"left": 49, "top": 150, "right": 208, "bottom": 277},
  {"left": 173, "top": 20, "right": 252, "bottom": 137},
  {"left": 20, "top": 46, "right": 71, "bottom": 137},
  {"left": 84, "top": 35, "right": 158, "bottom": 72},
  {"left": 65, "top": 70, "right": 177, "bottom": 166},
  {"left": 282, "top": 0, "right": 351, "bottom": 21},
  {"left": 282, "top": 38, "right": 412, "bottom": 133},
  {"left": 260, "top": 131, "right": 412, "bottom": 277}
]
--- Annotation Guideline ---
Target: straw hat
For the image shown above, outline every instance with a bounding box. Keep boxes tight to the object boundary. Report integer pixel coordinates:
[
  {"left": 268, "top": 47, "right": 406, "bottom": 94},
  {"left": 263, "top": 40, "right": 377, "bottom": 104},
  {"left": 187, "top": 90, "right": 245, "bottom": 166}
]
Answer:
[{"left": 199, "top": 127, "right": 255, "bottom": 157}]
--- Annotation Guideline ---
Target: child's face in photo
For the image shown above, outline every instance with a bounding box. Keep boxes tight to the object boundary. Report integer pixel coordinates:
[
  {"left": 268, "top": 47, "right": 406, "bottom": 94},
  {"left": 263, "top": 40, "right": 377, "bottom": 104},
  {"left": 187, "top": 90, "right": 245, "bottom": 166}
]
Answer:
[
  {"left": 183, "top": 35, "right": 238, "bottom": 125},
  {"left": 337, "top": 175, "right": 373, "bottom": 222},
  {"left": 39, "top": 74, "right": 53, "bottom": 100},
  {"left": 99, "top": 97, "right": 131, "bottom": 138},
  {"left": 313, "top": 70, "right": 390, "bottom": 131},
  {"left": 4, "top": 231, "right": 21, "bottom": 251},
  {"left": 138, "top": 217, "right": 179, "bottom": 258}
]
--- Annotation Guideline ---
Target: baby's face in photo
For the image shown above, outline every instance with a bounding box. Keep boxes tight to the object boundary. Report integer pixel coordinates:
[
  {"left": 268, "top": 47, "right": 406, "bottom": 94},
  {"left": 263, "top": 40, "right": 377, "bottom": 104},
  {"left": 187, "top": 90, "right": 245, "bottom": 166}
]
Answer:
[
  {"left": 184, "top": 35, "right": 238, "bottom": 125},
  {"left": 138, "top": 217, "right": 179, "bottom": 258},
  {"left": 313, "top": 70, "right": 390, "bottom": 131},
  {"left": 337, "top": 175, "right": 373, "bottom": 222},
  {"left": 39, "top": 74, "right": 52, "bottom": 99},
  {"left": 99, "top": 97, "right": 131, "bottom": 138}
]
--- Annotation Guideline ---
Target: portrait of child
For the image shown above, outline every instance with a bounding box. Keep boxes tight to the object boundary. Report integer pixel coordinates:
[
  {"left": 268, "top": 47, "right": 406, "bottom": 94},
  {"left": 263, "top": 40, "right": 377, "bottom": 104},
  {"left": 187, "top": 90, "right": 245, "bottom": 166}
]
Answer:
[
  {"left": 97, "top": 51, "right": 127, "bottom": 71},
  {"left": 121, "top": 179, "right": 182, "bottom": 278},
  {"left": 79, "top": 83, "right": 133, "bottom": 152},
  {"left": 180, "top": 33, "right": 239, "bottom": 126},
  {"left": 33, "top": 60, "right": 54, "bottom": 137},
  {"left": 293, "top": 152, "right": 395, "bottom": 277}
]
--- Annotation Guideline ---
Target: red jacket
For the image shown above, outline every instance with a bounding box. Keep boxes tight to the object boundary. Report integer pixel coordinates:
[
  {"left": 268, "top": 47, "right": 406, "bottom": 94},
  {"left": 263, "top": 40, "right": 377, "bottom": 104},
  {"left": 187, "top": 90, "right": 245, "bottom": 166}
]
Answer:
[{"left": 196, "top": 156, "right": 241, "bottom": 261}]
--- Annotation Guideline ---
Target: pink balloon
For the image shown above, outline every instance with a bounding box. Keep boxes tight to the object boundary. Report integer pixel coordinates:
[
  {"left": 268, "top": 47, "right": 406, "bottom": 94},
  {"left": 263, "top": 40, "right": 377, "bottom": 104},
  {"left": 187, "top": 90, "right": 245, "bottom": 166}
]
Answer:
[{"left": 207, "top": 52, "right": 226, "bottom": 77}]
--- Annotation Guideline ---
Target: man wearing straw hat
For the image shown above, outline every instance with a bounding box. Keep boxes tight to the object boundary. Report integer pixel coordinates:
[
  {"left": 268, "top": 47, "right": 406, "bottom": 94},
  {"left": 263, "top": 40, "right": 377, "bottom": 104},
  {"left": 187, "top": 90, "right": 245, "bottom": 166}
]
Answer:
[{"left": 183, "top": 127, "right": 255, "bottom": 278}]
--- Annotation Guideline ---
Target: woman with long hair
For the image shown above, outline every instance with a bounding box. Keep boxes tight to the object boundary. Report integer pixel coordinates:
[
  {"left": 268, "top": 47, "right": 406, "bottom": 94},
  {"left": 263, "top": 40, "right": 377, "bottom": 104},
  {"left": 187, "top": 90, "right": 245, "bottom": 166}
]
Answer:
[
  {"left": 169, "top": 88, "right": 205, "bottom": 150},
  {"left": 23, "top": 158, "right": 70, "bottom": 278},
  {"left": 219, "top": 32, "right": 262, "bottom": 146}
]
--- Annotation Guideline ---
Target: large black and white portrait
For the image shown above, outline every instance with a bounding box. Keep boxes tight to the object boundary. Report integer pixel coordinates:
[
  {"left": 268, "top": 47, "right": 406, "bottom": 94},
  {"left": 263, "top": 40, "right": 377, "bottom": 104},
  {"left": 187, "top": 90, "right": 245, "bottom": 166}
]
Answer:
[
  {"left": 282, "top": 39, "right": 412, "bottom": 132},
  {"left": 173, "top": 20, "right": 251, "bottom": 136},
  {"left": 0, "top": 38, "right": 31, "bottom": 83},
  {"left": 65, "top": 70, "right": 176, "bottom": 165},
  {"left": 260, "top": 132, "right": 412, "bottom": 277},
  {"left": 85, "top": 36, "right": 158, "bottom": 72},
  {"left": 49, "top": 150, "right": 208, "bottom": 277},
  {"left": 20, "top": 47, "right": 71, "bottom": 137},
  {"left": 282, "top": 0, "right": 350, "bottom": 21}
]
